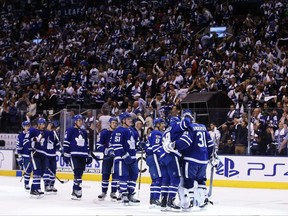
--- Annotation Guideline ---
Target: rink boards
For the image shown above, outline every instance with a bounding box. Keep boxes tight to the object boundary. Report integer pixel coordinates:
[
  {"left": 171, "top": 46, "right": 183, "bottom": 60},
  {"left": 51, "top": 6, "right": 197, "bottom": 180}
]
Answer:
[{"left": 1, "top": 150, "right": 288, "bottom": 189}]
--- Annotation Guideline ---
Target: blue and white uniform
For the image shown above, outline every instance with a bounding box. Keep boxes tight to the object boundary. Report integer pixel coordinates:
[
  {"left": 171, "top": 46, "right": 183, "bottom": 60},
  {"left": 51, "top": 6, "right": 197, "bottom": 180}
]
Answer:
[
  {"left": 43, "top": 129, "right": 61, "bottom": 191},
  {"left": 16, "top": 121, "right": 32, "bottom": 189},
  {"left": 63, "top": 114, "right": 92, "bottom": 200},
  {"left": 96, "top": 126, "right": 118, "bottom": 197},
  {"left": 109, "top": 112, "right": 139, "bottom": 205},
  {"left": 146, "top": 120, "right": 164, "bottom": 205}
]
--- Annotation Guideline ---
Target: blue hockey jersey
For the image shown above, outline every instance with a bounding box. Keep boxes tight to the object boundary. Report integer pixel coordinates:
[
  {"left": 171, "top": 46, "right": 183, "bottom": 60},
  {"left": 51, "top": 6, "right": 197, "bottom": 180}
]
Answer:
[
  {"left": 96, "top": 129, "right": 113, "bottom": 152},
  {"left": 147, "top": 130, "right": 163, "bottom": 157},
  {"left": 176, "top": 123, "right": 214, "bottom": 164},
  {"left": 110, "top": 126, "right": 139, "bottom": 162},
  {"left": 24, "top": 127, "right": 57, "bottom": 157},
  {"left": 46, "top": 130, "right": 61, "bottom": 157},
  {"left": 63, "top": 127, "right": 89, "bottom": 158},
  {"left": 16, "top": 131, "right": 32, "bottom": 158}
]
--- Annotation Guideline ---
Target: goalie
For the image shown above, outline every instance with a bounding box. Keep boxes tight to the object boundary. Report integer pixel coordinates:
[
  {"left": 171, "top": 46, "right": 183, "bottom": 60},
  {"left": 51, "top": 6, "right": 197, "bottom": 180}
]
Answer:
[{"left": 163, "top": 109, "right": 220, "bottom": 210}]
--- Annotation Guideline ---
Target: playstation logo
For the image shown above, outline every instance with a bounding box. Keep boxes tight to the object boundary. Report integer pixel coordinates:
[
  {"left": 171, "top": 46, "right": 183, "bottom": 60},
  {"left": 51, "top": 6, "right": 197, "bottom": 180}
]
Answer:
[{"left": 216, "top": 157, "right": 239, "bottom": 177}]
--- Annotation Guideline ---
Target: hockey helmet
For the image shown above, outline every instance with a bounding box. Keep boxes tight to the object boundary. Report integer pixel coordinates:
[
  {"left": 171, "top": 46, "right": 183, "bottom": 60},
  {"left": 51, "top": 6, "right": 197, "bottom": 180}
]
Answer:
[
  {"left": 153, "top": 118, "right": 165, "bottom": 127},
  {"left": 119, "top": 112, "right": 131, "bottom": 122},
  {"left": 73, "top": 114, "right": 83, "bottom": 124},
  {"left": 37, "top": 118, "right": 46, "bottom": 124},
  {"left": 109, "top": 117, "right": 118, "bottom": 123},
  {"left": 22, "top": 120, "right": 31, "bottom": 127}
]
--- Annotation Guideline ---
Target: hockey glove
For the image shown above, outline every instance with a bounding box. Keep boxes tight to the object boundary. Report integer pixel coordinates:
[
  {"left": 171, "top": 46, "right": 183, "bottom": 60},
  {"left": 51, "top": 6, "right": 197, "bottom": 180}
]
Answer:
[
  {"left": 104, "top": 148, "right": 115, "bottom": 158},
  {"left": 63, "top": 154, "right": 71, "bottom": 165},
  {"left": 86, "top": 155, "right": 93, "bottom": 165},
  {"left": 138, "top": 141, "right": 147, "bottom": 151},
  {"left": 16, "top": 156, "right": 23, "bottom": 169},
  {"left": 209, "top": 152, "right": 220, "bottom": 169},
  {"left": 122, "top": 152, "right": 133, "bottom": 165},
  {"left": 182, "top": 109, "right": 194, "bottom": 122},
  {"left": 163, "top": 140, "right": 175, "bottom": 153}
]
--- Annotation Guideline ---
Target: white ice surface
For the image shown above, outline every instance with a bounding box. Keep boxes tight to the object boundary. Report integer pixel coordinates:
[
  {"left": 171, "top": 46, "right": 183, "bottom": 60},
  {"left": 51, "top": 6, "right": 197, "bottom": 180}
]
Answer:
[{"left": 0, "top": 176, "right": 288, "bottom": 215}]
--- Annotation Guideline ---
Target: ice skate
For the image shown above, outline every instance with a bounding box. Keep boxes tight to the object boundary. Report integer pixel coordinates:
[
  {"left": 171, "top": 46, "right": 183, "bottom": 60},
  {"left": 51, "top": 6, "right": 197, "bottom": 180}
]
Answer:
[
  {"left": 71, "top": 189, "right": 82, "bottom": 201},
  {"left": 117, "top": 193, "right": 122, "bottom": 202},
  {"left": 182, "top": 200, "right": 194, "bottom": 212},
  {"left": 122, "top": 193, "right": 129, "bottom": 206},
  {"left": 98, "top": 192, "right": 107, "bottom": 201},
  {"left": 149, "top": 199, "right": 161, "bottom": 208},
  {"left": 50, "top": 186, "right": 58, "bottom": 194},
  {"left": 110, "top": 192, "right": 117, "bottom": 202},
  {"left": 30, "top": 190, "right": 44, "bottom": 199},
  {"left": 45, "top": 185, "right": 53, "bottom": 194},
  {"left": 166, "top": 198, "right": 181, "bottom": 212},
  {"left": 24, "top": 184, "right": 30, "bottom": 191},
  {"left": 199, "top": 198, "right": 213, "bottom": 208},
  {"left": 128, "top": 192, "right": 140, "bottom": 206},
  {"left": 160, "top": 197, "right": 168, "bottom": 211}
]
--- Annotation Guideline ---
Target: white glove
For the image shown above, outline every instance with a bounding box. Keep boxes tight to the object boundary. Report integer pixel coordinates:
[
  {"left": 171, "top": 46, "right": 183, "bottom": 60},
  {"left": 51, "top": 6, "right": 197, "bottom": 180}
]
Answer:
[
  {"left": 163, "top": 141, "right": 176, "bottom": 153},
  {"left": 209, "top": 152, "right": 220, "bottom": 168}
]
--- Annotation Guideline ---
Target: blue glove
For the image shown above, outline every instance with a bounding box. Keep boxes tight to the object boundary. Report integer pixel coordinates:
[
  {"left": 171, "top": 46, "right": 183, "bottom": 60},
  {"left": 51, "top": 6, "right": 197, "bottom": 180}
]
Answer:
[
  {"left": 86, "top": 155, "right": 93, "bottom": 164},
  {"left": 138, "top": 141, "right": 147, "bottom": 151},
  {"left": 159, "top": 153, "right": 173, "bottom": 166},
  {"left": 108, "top": 149, "right": 115, "bottom": 158},
  {"left": 122, "top": 152, "right": 133, "bottom": 165},
  {"left": 17, "top": 156, "right": 23, "bottom": 169},
  {"left": 63, "top": 155, "right": 71, "bottom": 165}
]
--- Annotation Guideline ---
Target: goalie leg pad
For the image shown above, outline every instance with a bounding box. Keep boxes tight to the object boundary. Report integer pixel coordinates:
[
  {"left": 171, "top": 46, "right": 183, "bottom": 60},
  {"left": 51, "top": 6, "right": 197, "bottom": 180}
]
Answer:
[{"left": 194, "top": 186, "right": 207, "bottom": 207}]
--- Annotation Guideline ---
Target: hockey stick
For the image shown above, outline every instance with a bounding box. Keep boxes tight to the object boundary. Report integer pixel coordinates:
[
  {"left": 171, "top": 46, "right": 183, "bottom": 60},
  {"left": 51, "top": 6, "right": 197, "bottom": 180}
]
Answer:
[
  {"left": 137, "top": 149, "right": 144, "bottom": 198},
  {"left": 208, "top": 134, "right": 218, "bottom": 198},
  {"left": 47, "top": 168, "right": 69, "bottom": 184},
  {"left": 90, "top": 151, "right": 104, "bottom": 161},
  {"left": 20, "top": 151, "right": 36, "bottom": 182}
]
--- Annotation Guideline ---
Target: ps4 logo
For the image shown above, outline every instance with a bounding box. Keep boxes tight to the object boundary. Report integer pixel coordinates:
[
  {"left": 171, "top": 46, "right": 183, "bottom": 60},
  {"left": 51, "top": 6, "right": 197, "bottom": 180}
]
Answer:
[{"left": 216, "top": 157, "right": 240, "bottom": 178}]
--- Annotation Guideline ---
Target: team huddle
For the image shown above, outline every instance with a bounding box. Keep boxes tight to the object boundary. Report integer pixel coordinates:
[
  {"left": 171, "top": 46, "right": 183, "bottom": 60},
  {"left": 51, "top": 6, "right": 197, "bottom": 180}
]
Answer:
[{"left": 16, "top": 109, "right": 219, "bottom": 212}]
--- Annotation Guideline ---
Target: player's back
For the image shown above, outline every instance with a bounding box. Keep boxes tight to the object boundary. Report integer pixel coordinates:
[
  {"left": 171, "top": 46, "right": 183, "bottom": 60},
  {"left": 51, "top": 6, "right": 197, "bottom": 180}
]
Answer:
[{"left": 182, "top": 123, "right": 213, "bottom": 164}]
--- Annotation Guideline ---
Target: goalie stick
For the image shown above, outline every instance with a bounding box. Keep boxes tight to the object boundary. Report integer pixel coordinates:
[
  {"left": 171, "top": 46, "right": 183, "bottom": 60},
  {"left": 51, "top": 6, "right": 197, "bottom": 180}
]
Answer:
[
  {"left": 208, "top": 133, "right": 219, "bottom": 198},
  {"left": 47, "top": 168, "right": 69, "bottom": 184},
  {"left": 90, "top": 151, "right": 104, "bottom": 161}
]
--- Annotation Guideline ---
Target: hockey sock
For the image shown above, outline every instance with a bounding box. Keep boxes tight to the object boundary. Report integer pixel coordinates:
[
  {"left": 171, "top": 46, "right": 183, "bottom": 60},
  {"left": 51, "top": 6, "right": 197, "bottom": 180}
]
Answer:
[
  {"left": 111, "top": 180, "right": 118, "bottom": 193},
  {"left": 73, "top": 177, "right": 82, "bottom": 190},
  {"left": 127, "top": 180, "right": 136, "bottom": 194},
  {"left": 119, "top": 181, "right": 128, "bottom": 194},
  {"left": 31, "top": 174, "right": 41, "bottom": 190}
]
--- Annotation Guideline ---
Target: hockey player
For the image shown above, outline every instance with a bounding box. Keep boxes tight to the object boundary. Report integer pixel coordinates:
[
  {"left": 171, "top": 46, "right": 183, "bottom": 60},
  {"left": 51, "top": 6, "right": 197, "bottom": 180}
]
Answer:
[
  {"left": 63, "top": 114, "right": 93, "bottom": 200},
  {"left": 146, "top": 118, "right": 166, "bottom": 208},
  {"left": 110, "top": 112, "right": 140, "bottom": 206},
  {"left": 24, "top": 118, "right": 55, "bottom": 198},
  {"left": 16, "top": 120, "right": 32, "bottom": 191},
  {"left": 43, "top": 121, "right": 61, "bottom": 194},
  {"left": 157, "top": 116, "right": 183, "bottom": 212},
  {"left": 96, "top": 117, "right": 118, "bottom": 201},
  {"left": 172, "top": 114, "right": 215, "bottom": 210}
]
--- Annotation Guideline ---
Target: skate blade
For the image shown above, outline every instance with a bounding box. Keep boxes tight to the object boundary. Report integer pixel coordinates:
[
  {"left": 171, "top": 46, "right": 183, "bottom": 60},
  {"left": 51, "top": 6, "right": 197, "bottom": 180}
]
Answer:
[
  {"left": 161, "top": 207, "right": 169, "bottom": 212},
  {"left": 182, "top": 207, "right": 192, "bottom": 212},
  {"left": 149, "top": 204, "right": 161, "bottom": 209},
  {"left": 165, "top": 207, "right": 181, "bottom": 212},
  {"left": 47, "top": 192, "right": 57, "bottom": 195},
  {"left": 98, "top": 197, "right": 105, "bottom": 201},
  {"left": 71, "top": 197, "right": 81, "bottom": 201},
  {"left": 123, "top": 202, "right": 129, "bottom": 206},
  {"left": 128, "top": 202, "right": 140, "bottom": 206},
  {"left": 30, "top": 194, "right": 44, "bottom": 199}
]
